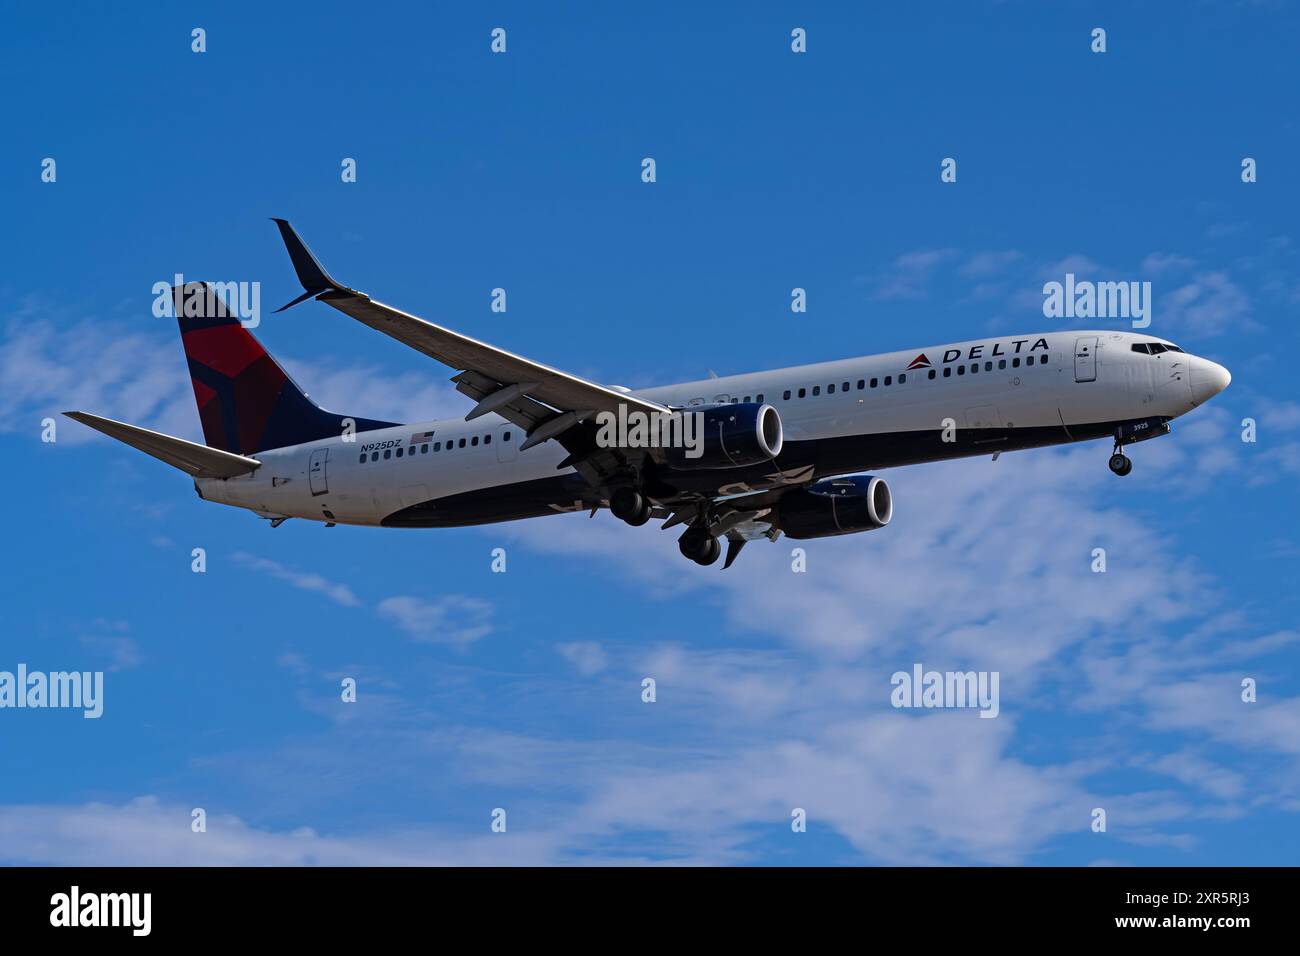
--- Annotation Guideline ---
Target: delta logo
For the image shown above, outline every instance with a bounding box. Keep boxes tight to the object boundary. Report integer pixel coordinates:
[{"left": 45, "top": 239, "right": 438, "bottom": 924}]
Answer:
[{"left": 903, "top": 338, "right": 1051, "bottom": 371}]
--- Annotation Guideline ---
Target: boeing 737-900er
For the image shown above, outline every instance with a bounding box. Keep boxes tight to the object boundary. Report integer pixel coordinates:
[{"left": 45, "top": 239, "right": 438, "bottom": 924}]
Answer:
[{"left": 66, "top": 221, "right": 1231, "bottom": 569}]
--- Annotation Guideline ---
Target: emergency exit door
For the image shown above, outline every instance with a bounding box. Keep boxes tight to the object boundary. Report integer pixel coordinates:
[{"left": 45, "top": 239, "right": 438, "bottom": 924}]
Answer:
[
  {"left": 308, "top": 448, "right": 329, "bottom": 496},
  {"left": 1074, "top": 336, "right": 1098, "bottom": 383}
]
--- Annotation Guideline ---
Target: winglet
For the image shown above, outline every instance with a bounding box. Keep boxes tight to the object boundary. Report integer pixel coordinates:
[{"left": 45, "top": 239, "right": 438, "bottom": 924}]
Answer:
[{"left": 270, "top": 218, "right": 352, "bottom": 311}]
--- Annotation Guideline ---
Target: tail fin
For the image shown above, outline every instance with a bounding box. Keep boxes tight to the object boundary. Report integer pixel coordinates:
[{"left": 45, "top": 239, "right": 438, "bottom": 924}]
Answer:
[{"left": 174, "top": 282, "right": 395, "bottom": 455}]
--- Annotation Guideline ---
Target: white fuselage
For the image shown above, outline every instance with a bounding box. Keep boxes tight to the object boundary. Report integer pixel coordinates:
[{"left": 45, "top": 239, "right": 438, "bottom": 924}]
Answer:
[{"left": 196, "top": 330, "right": 1222, "bottom": 527}]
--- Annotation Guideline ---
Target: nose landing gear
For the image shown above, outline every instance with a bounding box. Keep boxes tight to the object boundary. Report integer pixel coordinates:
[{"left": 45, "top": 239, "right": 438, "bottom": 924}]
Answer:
[{"left": 1107, "top": 417, "right": 1172, "bottom": 477}]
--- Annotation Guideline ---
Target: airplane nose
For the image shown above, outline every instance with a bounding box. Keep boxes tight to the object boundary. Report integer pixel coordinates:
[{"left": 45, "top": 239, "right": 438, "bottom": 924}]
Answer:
[{"left": 1190, "top": 356, "right": 1231, "bottom": 405}]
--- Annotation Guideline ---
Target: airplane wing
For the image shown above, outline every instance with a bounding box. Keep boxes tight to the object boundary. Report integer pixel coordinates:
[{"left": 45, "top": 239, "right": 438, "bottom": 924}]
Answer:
[
  {"left": 270, "top": 219, "right": 669, "bottom": 449},
  {"left": 63, "top": 412, "right": 261, "bottom": 479}
]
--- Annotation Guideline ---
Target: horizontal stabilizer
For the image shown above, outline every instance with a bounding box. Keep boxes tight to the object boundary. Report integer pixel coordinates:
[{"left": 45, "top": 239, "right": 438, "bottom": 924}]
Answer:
[{"left": 63, "top": 412, "right": 261, "bottom": 479}]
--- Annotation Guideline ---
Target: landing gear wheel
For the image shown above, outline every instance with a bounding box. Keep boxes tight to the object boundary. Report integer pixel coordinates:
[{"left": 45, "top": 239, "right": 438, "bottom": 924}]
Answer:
[
  {"left": 678, "top": 528, "right": 720, "bottom": 565},
  {"left": 610, "top": 487, "right": 647, "bottom": 524},
  {"left": 625, "top": 499, "right": 651, "bottom": 527},
  {"left": 1108, "top": 452, "right": 1132, "bottom": 477},
  {"left": 695, "top": 536, "right": 722, "bottom": 566}
]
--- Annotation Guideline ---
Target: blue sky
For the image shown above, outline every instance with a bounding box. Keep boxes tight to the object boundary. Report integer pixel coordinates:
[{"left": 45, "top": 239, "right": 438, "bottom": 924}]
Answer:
[{"left": 2, "top": 0, "right": 1299, "bottom": 864}]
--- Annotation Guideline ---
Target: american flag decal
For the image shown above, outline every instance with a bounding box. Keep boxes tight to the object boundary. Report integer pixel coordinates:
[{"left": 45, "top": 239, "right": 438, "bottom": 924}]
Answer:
[{"left": 410, "top": 431, "right": 435, "bottom": 443}]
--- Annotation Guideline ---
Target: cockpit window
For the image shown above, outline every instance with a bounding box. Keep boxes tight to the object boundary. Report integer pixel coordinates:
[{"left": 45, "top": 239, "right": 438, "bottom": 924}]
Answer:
[{"left": 1132, "top": 341, "right": 1185, "bottom": 355}]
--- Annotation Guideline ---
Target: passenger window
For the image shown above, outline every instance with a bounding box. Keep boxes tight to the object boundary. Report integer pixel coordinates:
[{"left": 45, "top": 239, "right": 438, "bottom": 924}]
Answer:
[
  {"left": 471, "top": 436, "right": 479, "bottom": 446},
  {"left": 783, "top": 390, "right": 791, "bottom": 400},
  {"left": 828, "top": 384, "right": 835, "bottom": 394},
  {"left": 870, "top": 378, "right": 878, "bottom": 388},
  {"left": 798, "top": 388, "right": 806, "bottom": 398},
  {"left": 899, "top": 373, "right": 906, "bottom": 384},
  {"left": 371, "top": 452, "right": 379, "bottom": 462},
  {"left": 928, "top": 369, "right": 936, "bottom": 380},
  {"left": 812, "top": 386, "right": 820, "bottom": 396},
  {"left": 857, "top": 380, "right": 865, "bottom": 390},
  {"left": 756, "top": 394, "right": 764, "bottom": 402},
  {"left": 396, "top": 447, "right": 404, "bottom": 457},
  {"left": 383, "top": 449, "right": 392, "bottom": 459},
  {"left": 1012, "top": 357, "right": 1020, "bottom": 368},
  {"left": 985, "top": 361, "right": 992, "bottom": 371},
  {"left": 422, "top": 443, "right": 429, "bottom": 453},
  {"left": 884, "top": 376, "right": 892, "bottom": 386},
  {"left": 970, "top": 364, "right": 978, "bottom": 374},
  {"left": 999, "top": 359, "right": 1006, "bottom": 369},
  {"left": 1040, "top": 354, "right": 1049, "bottom": 364},
  {"left": 459, "top": 438, "right": 466, "bottom": 448},
  {"left": 943, "top": 367, "right": 952, "bottom": 377},
  {"left": 842, "top": 382, "right": 850, "bottom": 391},
  {"left": 358, "top": 454, "right": 366, "bottom": 464},
  {"left": 434, "top": 442, "right": 441, "bottom": 451},
  {"left": 484, "top": 434, "right": 491, "bottom": 445},
  {"left": 504, "top": 431, "right": 511, "bottom": 441},
  {"left": 957, "top": 366, "right": 966, "bottom": 376}
]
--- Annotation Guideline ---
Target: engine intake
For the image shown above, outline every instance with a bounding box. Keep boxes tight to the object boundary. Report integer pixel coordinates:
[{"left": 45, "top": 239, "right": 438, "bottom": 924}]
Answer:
[
  {"left": 661, "top": 402, "right": 783, "bottom": 470},
  {"left": 777, "top": 475, "right": 893, "bottom": 539}
]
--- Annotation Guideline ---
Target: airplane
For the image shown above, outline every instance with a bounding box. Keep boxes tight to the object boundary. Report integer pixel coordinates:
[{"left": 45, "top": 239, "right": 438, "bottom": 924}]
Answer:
[{"left": 65, "top": 220, "right": 1232, "bottom": 569}]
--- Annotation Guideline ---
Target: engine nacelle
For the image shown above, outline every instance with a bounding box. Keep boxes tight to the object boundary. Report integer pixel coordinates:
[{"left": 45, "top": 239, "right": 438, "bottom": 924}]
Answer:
[
  {"left": 661, "top": 403, "right": 783, "bottom": 470},
  {"left": 777, "top": 475, "right": 893, "bottom": 540}
]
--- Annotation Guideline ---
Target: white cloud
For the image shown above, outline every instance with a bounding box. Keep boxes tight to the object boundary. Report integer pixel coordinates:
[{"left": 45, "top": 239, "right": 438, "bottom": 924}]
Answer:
[
  {"left": 959, "top": 250, "right": 1022, "bottom": 279},
  {"left": 376, "top": 595, "right": 494, "bottom": 645},
  {"left": 0, "top": 299, "right": 465, "bottom": 448},
  {"left": 1040, "top": 254, "right": 1102, "bottom": 278},
  {"left": 1140, "top": 252, "right": 1196, "bottom": 276},
  {"left": 1157, "top": 272, "right": 1256, "bottom": 337},
  {"left": 0, "top": 797, "right": 564, "bottom": 866},
  {"left": 233, "top": 552, "right": 362, "bottom": 608},
  {"left": 557, "top": 641, "right": 609, "bottom": 676},
  {"left": 863, "top": 248, "right": 958, "bottom": 301}
]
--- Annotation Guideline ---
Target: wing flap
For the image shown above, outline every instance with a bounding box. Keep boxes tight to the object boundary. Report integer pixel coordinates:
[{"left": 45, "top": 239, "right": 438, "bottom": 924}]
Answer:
[{"left": 450, "top": 369, "right": 556, "bottom": 432}]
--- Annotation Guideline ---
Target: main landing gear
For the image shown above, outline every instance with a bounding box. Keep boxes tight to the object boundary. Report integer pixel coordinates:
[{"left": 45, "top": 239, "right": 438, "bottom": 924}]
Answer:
[
  {"left": 678, "top": 526, "right": 721, "bottom": 566},
  {"left": 1108, "top": 449, "right": 1133, "bottom": 477},
  {"left": 609, "top": 487, "right": 652, "bottom": 526}
]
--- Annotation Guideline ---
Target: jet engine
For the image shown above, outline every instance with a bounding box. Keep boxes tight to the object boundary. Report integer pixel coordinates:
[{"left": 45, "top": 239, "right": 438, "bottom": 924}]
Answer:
[
  {"left": 776, "top": 475, "right": 893, "bottom": 539},
  {"left": 660, "top": 402, "right": 783, "bottom": 470}
]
